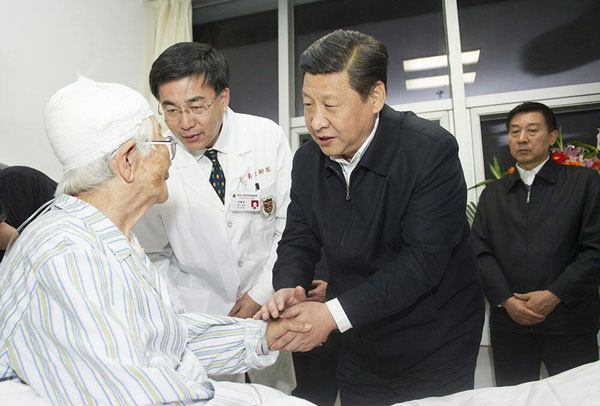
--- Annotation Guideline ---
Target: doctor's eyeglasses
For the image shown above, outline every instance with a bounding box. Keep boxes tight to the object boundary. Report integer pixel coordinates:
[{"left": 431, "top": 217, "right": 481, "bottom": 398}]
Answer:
[
  {"left": 142, "top": 135, "right": 177, "bottom": 161},
  {"left": 158, "top": 93, "right": 223, "bottom": 123}
]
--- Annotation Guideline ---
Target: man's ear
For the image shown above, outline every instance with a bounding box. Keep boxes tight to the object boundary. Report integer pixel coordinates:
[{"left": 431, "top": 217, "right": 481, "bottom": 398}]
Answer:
[
  {"left": 220, "top": 87, "right": 231, "bottom": 112},
  {"left": 549, "top": 129, "right": 559, "bottom": 146},
  {"left": 369, "top": 81, "right": 386, "bottom": 114},
  {"left": 109, "top": 140, "right": 137, "bottom": 184}
]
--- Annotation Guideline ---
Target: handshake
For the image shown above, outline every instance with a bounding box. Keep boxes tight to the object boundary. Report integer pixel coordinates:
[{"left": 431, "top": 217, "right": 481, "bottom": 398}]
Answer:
[{"left": 259, "top": 282, "right": 338, "bottom": 353}]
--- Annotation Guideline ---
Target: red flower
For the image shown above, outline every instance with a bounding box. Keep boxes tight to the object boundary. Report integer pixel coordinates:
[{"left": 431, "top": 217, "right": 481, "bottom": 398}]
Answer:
[
  {"left": 563, "top": 160, "right": 584, "bottom": 167},
  {"left": 507, "top": 166, "right": 515, "bottom": 174},
  {"left": 552, "top": 152, "right": 568, "bottom": 164}
]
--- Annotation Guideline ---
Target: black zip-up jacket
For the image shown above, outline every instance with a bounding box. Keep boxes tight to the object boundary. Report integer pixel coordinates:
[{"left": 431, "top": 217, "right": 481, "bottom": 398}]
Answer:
[
  {"left": 273, "top": 105, "right": 484, "bottom": 377},
  {"left": 472, "top": 159, "right": 600, "bottom": 334}
]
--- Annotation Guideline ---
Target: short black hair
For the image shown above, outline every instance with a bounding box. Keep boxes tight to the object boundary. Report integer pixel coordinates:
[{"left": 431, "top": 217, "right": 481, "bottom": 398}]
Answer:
[
  {"left": 300, "top": 29, "right": 388, "bottom": 100},
  {"left": 506, "top": 101, "right": 557, "bottom": 132},
  {"left": 149, "top": 42, "right": 229, "bottom": 99}
]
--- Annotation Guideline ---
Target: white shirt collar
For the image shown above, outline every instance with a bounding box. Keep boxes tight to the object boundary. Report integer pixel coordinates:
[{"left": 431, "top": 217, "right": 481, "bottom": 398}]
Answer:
[{"left": 516, "top": 156, "right": 549, "bottom": 186}]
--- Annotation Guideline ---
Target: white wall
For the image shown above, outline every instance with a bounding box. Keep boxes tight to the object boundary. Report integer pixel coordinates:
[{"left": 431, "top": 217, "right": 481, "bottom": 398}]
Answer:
[{"left": 0, "top": 0, "right": 154, "bottom": 181}]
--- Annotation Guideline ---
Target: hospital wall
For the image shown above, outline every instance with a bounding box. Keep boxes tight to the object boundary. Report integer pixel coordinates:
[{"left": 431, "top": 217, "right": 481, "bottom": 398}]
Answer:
[{"left": 0, "top": 0, "right": 154, "bottom": 182}]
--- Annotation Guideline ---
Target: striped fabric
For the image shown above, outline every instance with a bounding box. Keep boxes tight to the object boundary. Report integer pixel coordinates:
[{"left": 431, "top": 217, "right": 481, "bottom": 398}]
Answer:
[{"left": 0, "top": 194, "right": 277, "bottom": 406}]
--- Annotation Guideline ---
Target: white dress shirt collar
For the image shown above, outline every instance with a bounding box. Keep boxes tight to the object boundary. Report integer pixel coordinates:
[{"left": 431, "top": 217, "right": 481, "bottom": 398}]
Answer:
[
  {"left": 516, "top": 156, "right": 549, "bottom": 186},
  {"left": 329, "top": 114, "right": 379, "bottom": 184}
]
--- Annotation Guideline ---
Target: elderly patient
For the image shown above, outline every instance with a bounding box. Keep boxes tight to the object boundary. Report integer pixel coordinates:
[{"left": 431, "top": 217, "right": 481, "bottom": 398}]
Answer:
[{"left": 0, "top": 78, "right": 313, "bottom": 406}]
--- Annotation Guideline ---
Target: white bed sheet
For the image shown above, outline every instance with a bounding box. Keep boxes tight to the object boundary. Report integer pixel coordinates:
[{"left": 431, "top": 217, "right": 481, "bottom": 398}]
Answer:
[
  {"left": 0, "top": 379, "right": 314, "bottom": 406},
  {"left": 2, "top": 361, "right": 598, "bottom": 405},
  {"left": 395, "top": 360, "right": 600, "bottom": 406}
]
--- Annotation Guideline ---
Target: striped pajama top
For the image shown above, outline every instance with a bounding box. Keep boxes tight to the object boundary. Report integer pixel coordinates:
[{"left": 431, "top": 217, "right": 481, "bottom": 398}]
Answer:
[{"left": 0, "top": 194, "right": 277, "bottom": 405}]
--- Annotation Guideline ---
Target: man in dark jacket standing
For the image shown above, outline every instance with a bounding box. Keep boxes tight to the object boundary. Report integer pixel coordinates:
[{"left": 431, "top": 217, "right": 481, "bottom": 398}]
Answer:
[
  {"left": 472, "top": 102, "right": 600, "bottom": 386},
  {"left": 256, "top": 30, "right": 484, "bottom": 406}
]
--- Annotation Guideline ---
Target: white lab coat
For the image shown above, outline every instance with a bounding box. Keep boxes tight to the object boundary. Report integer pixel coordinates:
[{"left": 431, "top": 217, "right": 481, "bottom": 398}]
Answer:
[
  {"left": 134, "top": 108, "right": 295, "bottom": 393},
  {"left": 135, "top": 108, "right": 292, "bottom": 314}
]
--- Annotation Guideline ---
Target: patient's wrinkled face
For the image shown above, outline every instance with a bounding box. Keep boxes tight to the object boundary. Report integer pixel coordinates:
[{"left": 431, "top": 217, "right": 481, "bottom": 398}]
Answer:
[{"left": 142, "top": 117, "right": 170, "bottom": 204}]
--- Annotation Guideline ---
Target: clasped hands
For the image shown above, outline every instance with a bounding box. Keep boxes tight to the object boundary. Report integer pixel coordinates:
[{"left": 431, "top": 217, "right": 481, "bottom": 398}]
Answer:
[
  {"left": 260, "top": 282, "right": 337, "bottom": 352},
  {"left": 502, "top": 289, "right": 561, "bottom": 326}
]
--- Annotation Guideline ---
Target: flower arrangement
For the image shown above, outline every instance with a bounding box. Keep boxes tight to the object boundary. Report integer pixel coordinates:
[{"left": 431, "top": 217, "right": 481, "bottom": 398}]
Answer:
[{"left": 550, "top": 129, "right": 600, "bottom": 170}]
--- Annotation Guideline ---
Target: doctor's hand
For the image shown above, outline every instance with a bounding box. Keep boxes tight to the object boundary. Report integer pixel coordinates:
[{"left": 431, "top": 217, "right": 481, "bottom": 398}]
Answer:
[
  {"left": 266, "top": 317, "right": 312, "bottom": 351},
  {"left": 276, "top": 301, "right": 337, "bottom": 352},
  {"left": 228, "top": 293, "right": 262, "bottom": 319},
  {"left": 253, "top": 286, "right": 307, "bottom": 321},
  {"left": 502, "top": 296, "right": 545, "bottom": 326},
  {"left": 307, "top": 280, "right": 328, "bottom": 303},
  {"left": 514, "top": 290, "right": 561, "bottom": 317}
]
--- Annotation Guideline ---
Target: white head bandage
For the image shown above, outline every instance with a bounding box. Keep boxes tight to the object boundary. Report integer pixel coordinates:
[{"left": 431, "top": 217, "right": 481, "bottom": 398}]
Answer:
[{"left": 45, "top": 77, "right": 153, "bottom": 172}]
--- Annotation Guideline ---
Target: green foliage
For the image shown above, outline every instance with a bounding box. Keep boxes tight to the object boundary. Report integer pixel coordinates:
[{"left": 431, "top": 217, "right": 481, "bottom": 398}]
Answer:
[
  {"left": 489, "top": 156, "right": 502, "bottom": 179},
  {"left": 555, "top": 127, "right": 564, "bottom": 150},
  {"left": 467, "top": 155, "right": 514, "bottom": 191}
]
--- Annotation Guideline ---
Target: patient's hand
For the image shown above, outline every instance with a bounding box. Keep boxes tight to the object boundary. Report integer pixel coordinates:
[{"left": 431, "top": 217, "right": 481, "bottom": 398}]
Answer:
[
  {"left": 265, "top": 317, "right": 312, "bottom": 350},
  {"left": 276, "top": 301, "right": 336, "bottom": 352}
]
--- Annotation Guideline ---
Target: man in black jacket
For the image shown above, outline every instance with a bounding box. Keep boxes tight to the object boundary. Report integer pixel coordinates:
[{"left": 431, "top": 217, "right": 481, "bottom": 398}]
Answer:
[
  {"left": 0, "top": 166, "right": 57, "bottom": 261},
  {"left": 256, "top": 30, "right": 484, "bottom": 406},
  {"left": 472, "top": 102, "right": 600, "bottom": 386}
]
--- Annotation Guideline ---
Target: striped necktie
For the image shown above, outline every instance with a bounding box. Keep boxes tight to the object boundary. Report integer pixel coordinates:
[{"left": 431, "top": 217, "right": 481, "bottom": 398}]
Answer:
[{"left": 204, "top": 149, "right": 225, "bottom": 204}]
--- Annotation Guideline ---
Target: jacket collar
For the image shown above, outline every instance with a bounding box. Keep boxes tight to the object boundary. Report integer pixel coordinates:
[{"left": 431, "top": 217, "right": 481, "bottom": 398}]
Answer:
[
  {"left": 535, "top": 157, "right": 560, "bottom": 184},
  {"left": 324, "top": 158, "right": 341, "bottom": 177},
  {"left": 504, "top": 157, "right": 559, "bottom": 192},
  {"left": 356, "top": 104, "right": 400, "bottom": 176}
]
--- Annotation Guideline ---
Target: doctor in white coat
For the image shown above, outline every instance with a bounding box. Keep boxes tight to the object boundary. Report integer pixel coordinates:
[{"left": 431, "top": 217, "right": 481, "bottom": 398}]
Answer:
[{"left": 134, "top": 42, "right": 295, "bottom": 392}]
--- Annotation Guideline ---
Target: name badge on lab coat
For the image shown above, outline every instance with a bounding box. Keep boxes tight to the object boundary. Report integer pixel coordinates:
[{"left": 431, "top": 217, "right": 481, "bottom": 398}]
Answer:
[{"left": 230, "top": 192, "right": 260, "bottom": 212}]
